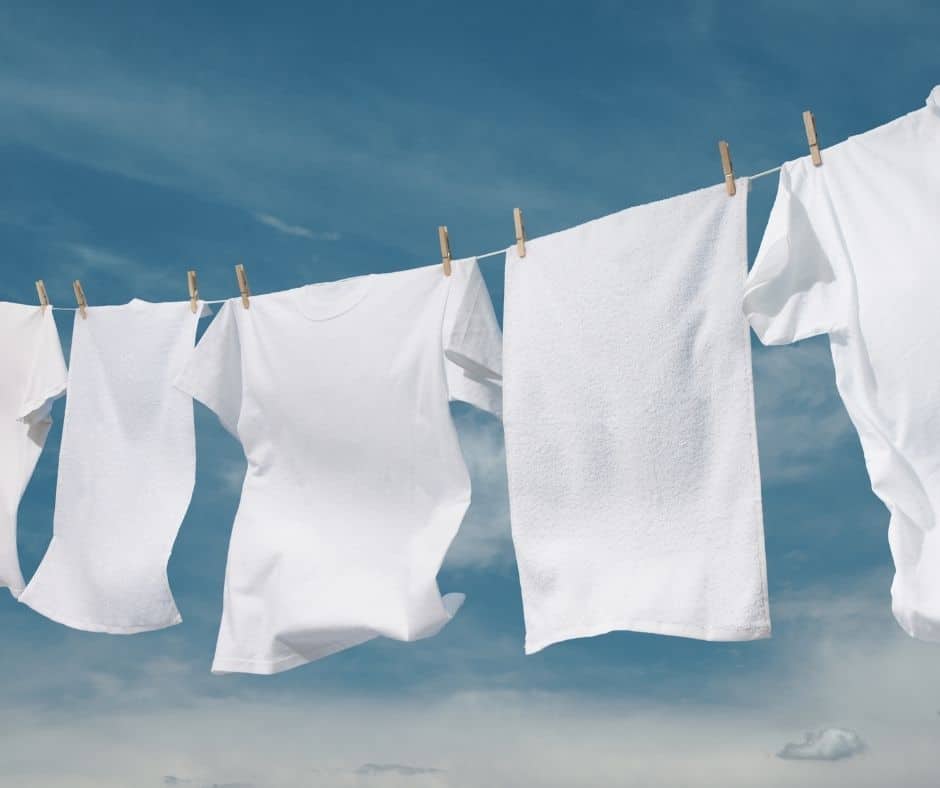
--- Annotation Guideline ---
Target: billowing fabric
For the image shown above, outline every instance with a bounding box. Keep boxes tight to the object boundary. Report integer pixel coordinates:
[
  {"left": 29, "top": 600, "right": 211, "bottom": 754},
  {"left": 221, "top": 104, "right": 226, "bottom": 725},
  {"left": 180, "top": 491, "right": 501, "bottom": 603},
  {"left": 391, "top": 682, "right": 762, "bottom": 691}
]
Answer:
[
  {"left": 745, "top": 86, "right": 940, "bottom": 640},
  {"left": 176, "top": 259, "right": 502, "bottom": 674}
]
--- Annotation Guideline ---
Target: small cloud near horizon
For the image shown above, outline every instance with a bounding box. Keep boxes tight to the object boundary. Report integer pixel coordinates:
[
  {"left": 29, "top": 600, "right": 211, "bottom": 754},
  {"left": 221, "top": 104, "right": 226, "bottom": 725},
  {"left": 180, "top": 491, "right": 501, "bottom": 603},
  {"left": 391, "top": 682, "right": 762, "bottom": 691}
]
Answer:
[{"left": 777, "top": 728, "right": 866, "bottom": 761}]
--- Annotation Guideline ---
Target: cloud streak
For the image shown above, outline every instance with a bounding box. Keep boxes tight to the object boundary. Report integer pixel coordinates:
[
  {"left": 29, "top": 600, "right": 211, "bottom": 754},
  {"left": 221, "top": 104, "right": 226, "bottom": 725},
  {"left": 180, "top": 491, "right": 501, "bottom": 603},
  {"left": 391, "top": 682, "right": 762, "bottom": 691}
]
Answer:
[
  {"left": 254, "top": 213, "right": 340, "bottom": 241},
  {"left": 355, "top": 763, "right": 445, "bottom": 776}
]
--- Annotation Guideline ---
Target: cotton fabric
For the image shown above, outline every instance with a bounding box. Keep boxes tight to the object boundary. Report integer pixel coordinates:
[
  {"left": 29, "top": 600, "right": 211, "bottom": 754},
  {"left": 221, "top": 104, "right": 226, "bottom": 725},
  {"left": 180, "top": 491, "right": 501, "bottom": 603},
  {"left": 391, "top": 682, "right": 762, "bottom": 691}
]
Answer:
[
  {"left": 745, "top": 86, "right": 940, "bottom": 640},
  {"left": 175, "top": 259, "right": 502, "bottom": 674},
  {"left": 503, "top": 182, "right": 770, "bottom": 654},
  {"left": 19, "top": 299, "right": 205, "bottom": 632},
  {"left": 0, "top": 303, "right": 67, "bottom": 598}
]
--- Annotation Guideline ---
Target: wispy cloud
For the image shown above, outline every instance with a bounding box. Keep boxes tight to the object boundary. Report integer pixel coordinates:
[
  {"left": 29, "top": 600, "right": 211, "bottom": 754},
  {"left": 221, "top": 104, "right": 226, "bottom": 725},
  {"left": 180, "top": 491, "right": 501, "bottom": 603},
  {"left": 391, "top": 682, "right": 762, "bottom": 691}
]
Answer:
[
  {"left": 443, "top": 410, "right": 513, "bottom": 570},
  {"left": 2, "top": 575, "right": 939, "bottom": 788},
  {"left": 355, "top": 763, "right": 445, "bottom": 776},
  {"left": 777, "top": 728, "right": 866, "bottom": 761},
  {"left": 57, "top": 242, "right": 180, "bottom": 296},
  {"left": 751, "top": 339, "right": 855, "bottom": 484},
  {"left": 254, "top": 213, "right": 340, "bottom": 241}
]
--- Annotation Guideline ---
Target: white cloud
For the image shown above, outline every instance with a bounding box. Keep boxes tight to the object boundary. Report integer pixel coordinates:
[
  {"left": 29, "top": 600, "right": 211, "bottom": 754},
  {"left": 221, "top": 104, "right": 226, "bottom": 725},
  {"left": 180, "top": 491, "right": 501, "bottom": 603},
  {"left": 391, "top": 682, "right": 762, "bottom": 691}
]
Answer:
[
  {"left": 54, "top": 242, "right": 180, "bottom": 297},
  {"left": 777, "top": 728, "right": 866, "bottom": 761},
  {"left": 254, "top": 213, "right": 340, "bottom": 241},
  {"left": 3, "top": 573, "right": 940, "bottom": 788}
]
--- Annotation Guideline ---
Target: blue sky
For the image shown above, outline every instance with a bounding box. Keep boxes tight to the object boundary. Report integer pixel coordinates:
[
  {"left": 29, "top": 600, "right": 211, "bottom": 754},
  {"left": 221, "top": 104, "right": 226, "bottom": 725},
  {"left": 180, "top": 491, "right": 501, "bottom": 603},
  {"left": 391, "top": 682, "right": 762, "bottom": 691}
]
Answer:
[{"left": 1, "top": 2, "right": 938, "bottom": 786}]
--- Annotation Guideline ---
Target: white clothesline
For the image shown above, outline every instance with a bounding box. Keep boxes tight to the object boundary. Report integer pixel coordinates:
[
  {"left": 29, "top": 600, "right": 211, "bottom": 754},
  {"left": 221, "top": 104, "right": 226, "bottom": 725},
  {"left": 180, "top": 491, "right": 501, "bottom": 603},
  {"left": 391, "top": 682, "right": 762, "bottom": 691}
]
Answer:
[{"left": 47, "top": 165, "right": 783, "bottom": 312}]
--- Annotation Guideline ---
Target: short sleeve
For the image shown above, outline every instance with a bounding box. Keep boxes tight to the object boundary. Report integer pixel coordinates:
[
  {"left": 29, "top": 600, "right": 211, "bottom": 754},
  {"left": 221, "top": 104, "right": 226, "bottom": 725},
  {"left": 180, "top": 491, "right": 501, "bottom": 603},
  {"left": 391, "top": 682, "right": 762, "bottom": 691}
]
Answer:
[
  {"left": 442, "top": 257, "right": 503, "bottom": 417},
  {"left": 175, "top": 301, "right": 243, "bottom": 437},
  {"left": 19, "top": 310, "right": 68, "bottom": 425},
  {"left": 744, "top": 162, "right": 845, "bottom": 345}
]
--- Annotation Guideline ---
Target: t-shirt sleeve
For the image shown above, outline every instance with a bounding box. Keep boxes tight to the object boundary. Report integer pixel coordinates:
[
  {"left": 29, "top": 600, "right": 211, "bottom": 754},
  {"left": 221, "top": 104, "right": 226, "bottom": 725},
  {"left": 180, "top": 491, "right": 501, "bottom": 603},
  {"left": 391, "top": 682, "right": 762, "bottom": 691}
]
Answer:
[
  {"left": 174, "top": 301, "right": 243, "bottom": 437},
  {"left": 19, "top": 310, "right": 68, "bottom": 425},
  {"left": 744, "top": 164, "right": 846, "bottom": 345},
  {"left": 442, "top": 257, "right": 503, "bottom": 417}
]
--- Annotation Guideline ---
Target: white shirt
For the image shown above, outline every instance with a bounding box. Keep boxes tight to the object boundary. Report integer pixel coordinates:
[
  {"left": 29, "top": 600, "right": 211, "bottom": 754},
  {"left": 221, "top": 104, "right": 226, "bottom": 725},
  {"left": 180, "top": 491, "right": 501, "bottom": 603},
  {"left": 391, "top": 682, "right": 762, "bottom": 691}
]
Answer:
[
  {"left": 745, "top": 86, "right": 940, "bottom": 639},
  {"left": 0, "top": 304, "right": 67, "bottom": 597},
  {"left": 176, "top": 259, "right": 502, "bottom": 674}
]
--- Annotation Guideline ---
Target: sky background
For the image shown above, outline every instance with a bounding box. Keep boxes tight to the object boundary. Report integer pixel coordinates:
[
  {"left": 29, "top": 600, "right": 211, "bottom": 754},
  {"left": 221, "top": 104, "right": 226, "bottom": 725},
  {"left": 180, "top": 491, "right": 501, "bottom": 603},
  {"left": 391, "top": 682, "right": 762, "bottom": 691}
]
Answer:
[{"left": 0, "top": 2, "right": 938, "bottom": 786}]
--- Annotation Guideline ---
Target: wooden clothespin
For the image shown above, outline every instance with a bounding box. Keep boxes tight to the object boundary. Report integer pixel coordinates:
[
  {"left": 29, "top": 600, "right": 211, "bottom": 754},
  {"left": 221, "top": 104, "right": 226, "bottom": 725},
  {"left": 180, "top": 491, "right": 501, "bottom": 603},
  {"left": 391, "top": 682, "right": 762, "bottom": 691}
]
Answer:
[
  {"left": 803, "top": 110, "right": 822, "bottom": 166},
  {"left": 35, "top": 280, "right": 50, "bottom": 313},
  {"left": 187, "top": 270, "right": 199, "bottom": 313},
  {"left": 438, "top": 226, "right": 453, "bottom": 277},
  {"left": 235, "top": 263, "right": 250, "bottom": 309},
  {"left": 72, "top": 280, "right": 87, "bottom": 319},
  {"left": 513, "top": 207, "right": 526, "bottom": 258},
  {"left": 718, "top": 140, "right": 736, "bottom": 196}
]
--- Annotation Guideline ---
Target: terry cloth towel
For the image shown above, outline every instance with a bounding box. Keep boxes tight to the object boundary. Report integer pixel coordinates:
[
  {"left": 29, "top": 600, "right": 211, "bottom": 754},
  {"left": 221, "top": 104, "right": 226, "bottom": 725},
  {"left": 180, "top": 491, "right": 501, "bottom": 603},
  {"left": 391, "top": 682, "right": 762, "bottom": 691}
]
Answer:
[
  {"left": 503, "top": 181, "right": 770, "bottom": 654},
  {"left": 745, "top": 86, "right": 940, "bottom": 640},
  {"left": 0, "top": 303, "right": 68, "bottom": 598},
  {"left": 19, "top": 299, "right": 207, "bottom": 633}
]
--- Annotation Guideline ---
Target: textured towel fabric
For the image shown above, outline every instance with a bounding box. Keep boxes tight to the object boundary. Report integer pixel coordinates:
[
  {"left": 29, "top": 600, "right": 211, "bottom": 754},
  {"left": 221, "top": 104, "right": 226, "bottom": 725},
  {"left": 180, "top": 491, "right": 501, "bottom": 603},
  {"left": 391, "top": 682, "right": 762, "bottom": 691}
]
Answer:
[
  {"left": 745, "top": 86, "right": 940, "bottom": 640},
  {"left": 503, "top": 182, "right": 770, "bottom": 653},
  {"left": 0, "top": 303, "right": 67, "bottom": 598},
  {"left": 175, "top": 259, "right": 502, "bottom": 675},
  {"left": 19, "top": 299, "right": 205, "bottom": 632}
]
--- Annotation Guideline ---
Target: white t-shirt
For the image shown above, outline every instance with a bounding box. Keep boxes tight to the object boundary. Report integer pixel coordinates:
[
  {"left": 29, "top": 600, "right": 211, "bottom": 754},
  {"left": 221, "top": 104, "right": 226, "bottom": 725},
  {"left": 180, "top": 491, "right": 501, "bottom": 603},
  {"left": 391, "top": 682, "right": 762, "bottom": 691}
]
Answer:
[
  {"left": 175, "top": 258, "right": 502, "bottom": 674},
  {"left": 19, "top": 300, "right": 206, "bottom": 632},
  {"left": 745, "top": 86, "right": 940, "bottom": 639},
  {"left": 0, "top": 304, "right": 67, "bottom": 598}
]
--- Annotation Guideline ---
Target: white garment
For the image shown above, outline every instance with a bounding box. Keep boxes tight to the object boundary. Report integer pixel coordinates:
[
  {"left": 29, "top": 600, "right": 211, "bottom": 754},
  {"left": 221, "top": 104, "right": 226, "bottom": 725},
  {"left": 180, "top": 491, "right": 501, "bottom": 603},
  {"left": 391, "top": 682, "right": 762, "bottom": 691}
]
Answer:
[
  {"left": 0, "top": 304, "right": 67, "bottom": 598},
  {"left": 745, "top": 86, "right": 940, "bottom": 640},
  {"left": 175, "top": 259, "right": 502, "bottom": 674},
  {"left": 504, "top": 182, "right": 770, "bottom": 653},
  {"left": 19, "top": 300, "right": 205, "bottom": 632}
]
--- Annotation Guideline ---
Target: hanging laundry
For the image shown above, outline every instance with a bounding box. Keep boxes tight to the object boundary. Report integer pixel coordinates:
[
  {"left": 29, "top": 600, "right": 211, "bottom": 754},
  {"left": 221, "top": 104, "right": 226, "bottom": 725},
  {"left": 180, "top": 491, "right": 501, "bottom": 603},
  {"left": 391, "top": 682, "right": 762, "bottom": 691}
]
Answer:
[
  {"left": 503, "top": 182, "right": 770, "bottom": 654},
  {"left": 175, "top": 259, "right": 501, "bottom": 674},
  {"left": 0, "top": 303, "right": 67, "bottom": 598},
  {"left": 745, "top": 86, "right": 940, "bottom": 640},
  {"left": 18, "top": 299, "right": 206, "bottom": 632}
]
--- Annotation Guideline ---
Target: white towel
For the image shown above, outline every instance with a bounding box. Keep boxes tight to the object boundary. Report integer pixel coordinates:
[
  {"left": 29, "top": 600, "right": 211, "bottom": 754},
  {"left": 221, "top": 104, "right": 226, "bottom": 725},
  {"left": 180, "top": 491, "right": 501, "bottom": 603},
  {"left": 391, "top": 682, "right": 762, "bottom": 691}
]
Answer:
[
  {"left": 503, "top": 181, "right": 770, "bottom": 653},
  {"left": 0, "top": 303, "right": 67, "bottom": 597},
  {"left": 19, "top": 299, "right": 205, "bottom": 633}
]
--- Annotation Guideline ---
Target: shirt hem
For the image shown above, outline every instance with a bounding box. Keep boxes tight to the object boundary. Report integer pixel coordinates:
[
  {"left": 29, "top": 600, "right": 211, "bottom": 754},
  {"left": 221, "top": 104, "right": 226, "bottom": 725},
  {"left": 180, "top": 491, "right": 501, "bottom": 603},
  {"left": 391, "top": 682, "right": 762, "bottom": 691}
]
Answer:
[
  {"left": 211, "top": 651, "right": 319, "bottom": 676},
  {"left": 211, "top": 598, "right": 465, "bottom": 675},
  {"left": 524, "top": 618, "right": 772, "bottom": 654},
  {"left": 17, "top": 600, "right": 183, "bottom": 634}
]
